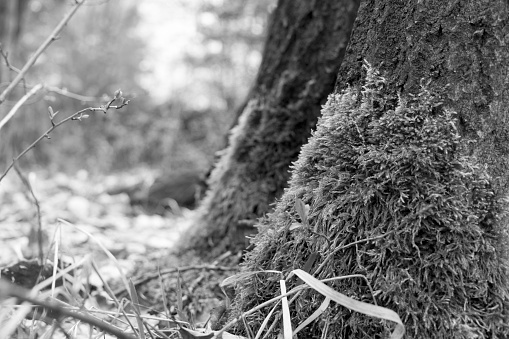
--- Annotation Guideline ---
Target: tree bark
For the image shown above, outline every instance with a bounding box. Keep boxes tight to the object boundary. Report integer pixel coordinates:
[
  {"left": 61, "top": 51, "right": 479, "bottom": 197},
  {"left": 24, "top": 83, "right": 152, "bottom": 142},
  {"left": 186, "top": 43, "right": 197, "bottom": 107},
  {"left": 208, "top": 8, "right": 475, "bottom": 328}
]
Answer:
[
  {"left": 188, "top": 0, "right": 361, "bottom": 254},
  {"left": 231, "top": 1, "right": 509, "bottom": 338},
  {"left": 336, "top": 0, "right": 509, "bottom": 193}
]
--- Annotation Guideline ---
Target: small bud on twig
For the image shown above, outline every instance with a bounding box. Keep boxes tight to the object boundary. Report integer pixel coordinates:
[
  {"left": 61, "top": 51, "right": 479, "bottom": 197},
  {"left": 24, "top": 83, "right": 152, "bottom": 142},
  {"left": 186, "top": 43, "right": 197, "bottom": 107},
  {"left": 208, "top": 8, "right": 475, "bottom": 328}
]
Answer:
[
  {"left": 48, "top": 106, "right": 59, "bottom": 120},
  {"left": 114, "top": 89, "right": 122, "bottom": 99}
]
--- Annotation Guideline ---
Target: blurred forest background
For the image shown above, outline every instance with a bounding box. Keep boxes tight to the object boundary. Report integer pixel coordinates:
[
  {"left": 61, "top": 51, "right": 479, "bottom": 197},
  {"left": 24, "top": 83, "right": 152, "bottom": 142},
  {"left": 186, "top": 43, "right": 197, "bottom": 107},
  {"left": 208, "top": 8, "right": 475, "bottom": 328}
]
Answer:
[{"left": 0, "top": 0, "right": 275, "bottom": 176}]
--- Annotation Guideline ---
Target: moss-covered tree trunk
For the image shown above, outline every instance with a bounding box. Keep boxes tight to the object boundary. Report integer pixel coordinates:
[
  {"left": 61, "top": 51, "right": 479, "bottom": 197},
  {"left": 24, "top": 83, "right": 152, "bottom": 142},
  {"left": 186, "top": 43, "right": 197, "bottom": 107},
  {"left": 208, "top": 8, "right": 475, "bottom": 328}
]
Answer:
[
  {"left": 189, "top": 0, "right": 361, "bottom": 254},
  {"left": 336, "top": 0, "right": 509, "bottom": 188},
  {"left": 230, "top": 1, "right": 509, "bottom": 338}
]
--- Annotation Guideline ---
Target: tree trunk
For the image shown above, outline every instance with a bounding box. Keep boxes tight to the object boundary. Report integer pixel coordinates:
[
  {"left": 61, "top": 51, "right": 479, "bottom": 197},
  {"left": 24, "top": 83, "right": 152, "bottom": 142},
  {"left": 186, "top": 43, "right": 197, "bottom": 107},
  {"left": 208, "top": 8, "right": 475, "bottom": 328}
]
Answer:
[
  {"left": 336, "top": 0, "right": 509, "bottom": 192},
  {"left": 188, "top": 0, "right": 361, "bottom": 254},
  {"left": 230, "top": 1, "right": 509, "bottom": 338}
]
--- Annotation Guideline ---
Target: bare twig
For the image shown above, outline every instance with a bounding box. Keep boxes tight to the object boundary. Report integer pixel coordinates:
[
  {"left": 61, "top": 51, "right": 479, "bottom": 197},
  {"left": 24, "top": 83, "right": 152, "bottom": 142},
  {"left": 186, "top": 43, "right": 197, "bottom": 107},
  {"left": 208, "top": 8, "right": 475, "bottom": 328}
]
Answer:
[
  {"left": 0, "top": 92, "right": 129, "bottom": 182},
  {"left": 0, "top": 46, "right": 97, "bottom": 103},
  {"left": 13, "top": 164, "right": 44, "bottom": 263},
  {"left": 0, "top": 280, "right": 138, "bottom": 339},
  {"left": 0, "top": 44, "right": 22, "bottom": 73},
  {"left": 0, "top": 0, "right": 85, "bottom": 105},
  {"left": 0, "top": 44, "right": 28, "bottom": 98},
  {"left": 0, "top": 44, "right": 97, "bottom": 103},
  {"left": 0, "top": 83, "right": 43, "bottom": 131}
]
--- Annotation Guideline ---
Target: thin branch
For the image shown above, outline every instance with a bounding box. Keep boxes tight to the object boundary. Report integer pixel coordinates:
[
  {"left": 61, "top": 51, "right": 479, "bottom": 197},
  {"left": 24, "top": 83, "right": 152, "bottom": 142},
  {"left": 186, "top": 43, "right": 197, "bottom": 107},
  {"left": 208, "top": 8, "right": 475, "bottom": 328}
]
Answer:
[
  {"left": 46, "top": 86, "right": 98, "bottom": 102},
  {"left": 0, "top": 83, "right": 43, "bottom": 131},
  {"left": 0, "top": 92, "right": 129, "bottom": 182},
  {"left": 0, "top": 44, "right": 28, "bottom": 95},
  {"left": 0, "top": 44, "right": 22, "bottom": 73},
  {"left": 0, "top": 44, "right": 97, "bottom": 103},
  {"left": 0, "top": 0, "right": 85, "bottom": 105}
]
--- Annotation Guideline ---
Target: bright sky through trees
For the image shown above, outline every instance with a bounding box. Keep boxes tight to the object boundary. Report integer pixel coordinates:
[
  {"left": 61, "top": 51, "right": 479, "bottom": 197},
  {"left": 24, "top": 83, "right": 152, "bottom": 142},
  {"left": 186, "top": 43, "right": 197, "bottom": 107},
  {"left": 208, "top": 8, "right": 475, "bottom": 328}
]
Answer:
[{"left": 137, "top": 0, "right": 201, "bottom": 104}]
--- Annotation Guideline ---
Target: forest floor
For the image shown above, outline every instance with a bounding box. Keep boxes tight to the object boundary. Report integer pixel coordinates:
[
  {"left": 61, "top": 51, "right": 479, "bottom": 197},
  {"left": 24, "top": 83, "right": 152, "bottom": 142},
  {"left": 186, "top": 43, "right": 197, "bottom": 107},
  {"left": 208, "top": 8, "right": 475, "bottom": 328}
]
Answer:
[{"left": 0, "top": 169, "right": 240, "bottom": 338}]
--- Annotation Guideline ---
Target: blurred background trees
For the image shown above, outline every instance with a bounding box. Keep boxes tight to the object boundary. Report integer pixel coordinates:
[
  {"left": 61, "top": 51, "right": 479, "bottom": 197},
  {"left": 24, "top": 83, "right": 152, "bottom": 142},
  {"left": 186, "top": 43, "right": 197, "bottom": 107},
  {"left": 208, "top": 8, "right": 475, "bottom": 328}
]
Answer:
[{"left": 0, "top": 0, "right": 274, "bottom": 175}]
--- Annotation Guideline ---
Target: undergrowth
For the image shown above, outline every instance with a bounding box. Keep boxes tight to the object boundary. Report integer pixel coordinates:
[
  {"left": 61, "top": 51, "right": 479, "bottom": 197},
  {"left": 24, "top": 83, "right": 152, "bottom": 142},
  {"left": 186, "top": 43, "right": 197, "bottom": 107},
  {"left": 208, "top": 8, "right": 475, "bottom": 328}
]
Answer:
[{"left": 231, "top": 63, "right": 509, "bottom": 338}]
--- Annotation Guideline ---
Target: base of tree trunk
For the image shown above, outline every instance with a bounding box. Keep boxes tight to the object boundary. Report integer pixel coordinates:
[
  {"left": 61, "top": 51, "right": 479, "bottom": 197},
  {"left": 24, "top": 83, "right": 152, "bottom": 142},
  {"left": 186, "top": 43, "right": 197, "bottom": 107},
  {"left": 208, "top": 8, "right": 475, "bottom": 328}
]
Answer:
[{"left": 228, "top": 66, "right": 509, "bottom": 338}]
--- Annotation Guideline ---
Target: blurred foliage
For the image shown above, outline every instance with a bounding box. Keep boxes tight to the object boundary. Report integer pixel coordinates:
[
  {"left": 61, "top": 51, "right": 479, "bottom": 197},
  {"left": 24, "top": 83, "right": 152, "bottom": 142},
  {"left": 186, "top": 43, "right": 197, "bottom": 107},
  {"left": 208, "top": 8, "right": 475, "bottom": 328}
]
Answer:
[
  {"left": 0, "top": 0, "right": 274, "bottom": 176},
  {"left": 190, "top": 0, "right": 274, "bottom": 112}
]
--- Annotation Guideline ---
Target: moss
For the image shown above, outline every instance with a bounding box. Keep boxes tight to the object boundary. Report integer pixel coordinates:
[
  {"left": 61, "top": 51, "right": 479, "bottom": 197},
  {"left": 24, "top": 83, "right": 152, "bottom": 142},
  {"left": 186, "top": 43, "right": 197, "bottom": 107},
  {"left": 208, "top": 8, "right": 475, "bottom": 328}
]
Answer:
[{"left": 231, "top": 63, "right": 509, "bottom": 338}]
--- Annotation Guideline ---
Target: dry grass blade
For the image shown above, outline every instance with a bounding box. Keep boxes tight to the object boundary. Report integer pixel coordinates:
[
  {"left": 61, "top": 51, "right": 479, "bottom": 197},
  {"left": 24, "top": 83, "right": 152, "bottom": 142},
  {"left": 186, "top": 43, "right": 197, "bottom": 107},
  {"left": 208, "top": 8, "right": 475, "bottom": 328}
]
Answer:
[
  {"left": 292, "top": 297, "right": 330, "bottom": 336},
  {"left": 51, "top": 225, "right": 61, "bottom": 296},
  {"left": 59, "top": 219, "right": 131, "bottom": 296},
  {"left": 177, "top": 269, "right": 183, "bottom": 313},
  {"left": 158, "top": 269, "right": 171, "bottom": 318},
  {"left": 0, "top": 280, "right": 138, "bottom": 339},
  {"left": 32, "top": 256, "right": 89, "bottom": 295},
  {"left": 128, "top": 280, "right": 146, "bottom": 339},
  {"left": 213, "top": 284, "right": 308, "bottom": 339},
  {"left": 292, "top": 269, "right": 405, "bottom": 339},
  {"left": 0, "top": 301, "right": 33, "bottom": 339},
  {"left": 90, "top": 259, "right": 122, "bottom": 309},
  {"left": 279, "top": 280, "right": 292, "bottom": 339},
  {"left": 254, "top": 301, "right": 279, "bottom": 339},
  {"left": 242, "top": 316, "right": 254, "bottom": 339},
  {"left": 176, "top": 269, "right": 189, "bottom": 324}
]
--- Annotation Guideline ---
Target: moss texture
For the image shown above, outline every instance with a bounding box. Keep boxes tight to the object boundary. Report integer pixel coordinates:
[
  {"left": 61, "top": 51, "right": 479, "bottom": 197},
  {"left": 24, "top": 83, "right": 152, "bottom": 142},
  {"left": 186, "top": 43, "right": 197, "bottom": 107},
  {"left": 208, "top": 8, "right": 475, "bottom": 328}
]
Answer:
[
  {"left": 336, "top": 0, "right": 509, "bottom": 194},
  {"left": 231, "top": 65, "right": 509, "bottom": 338}
]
